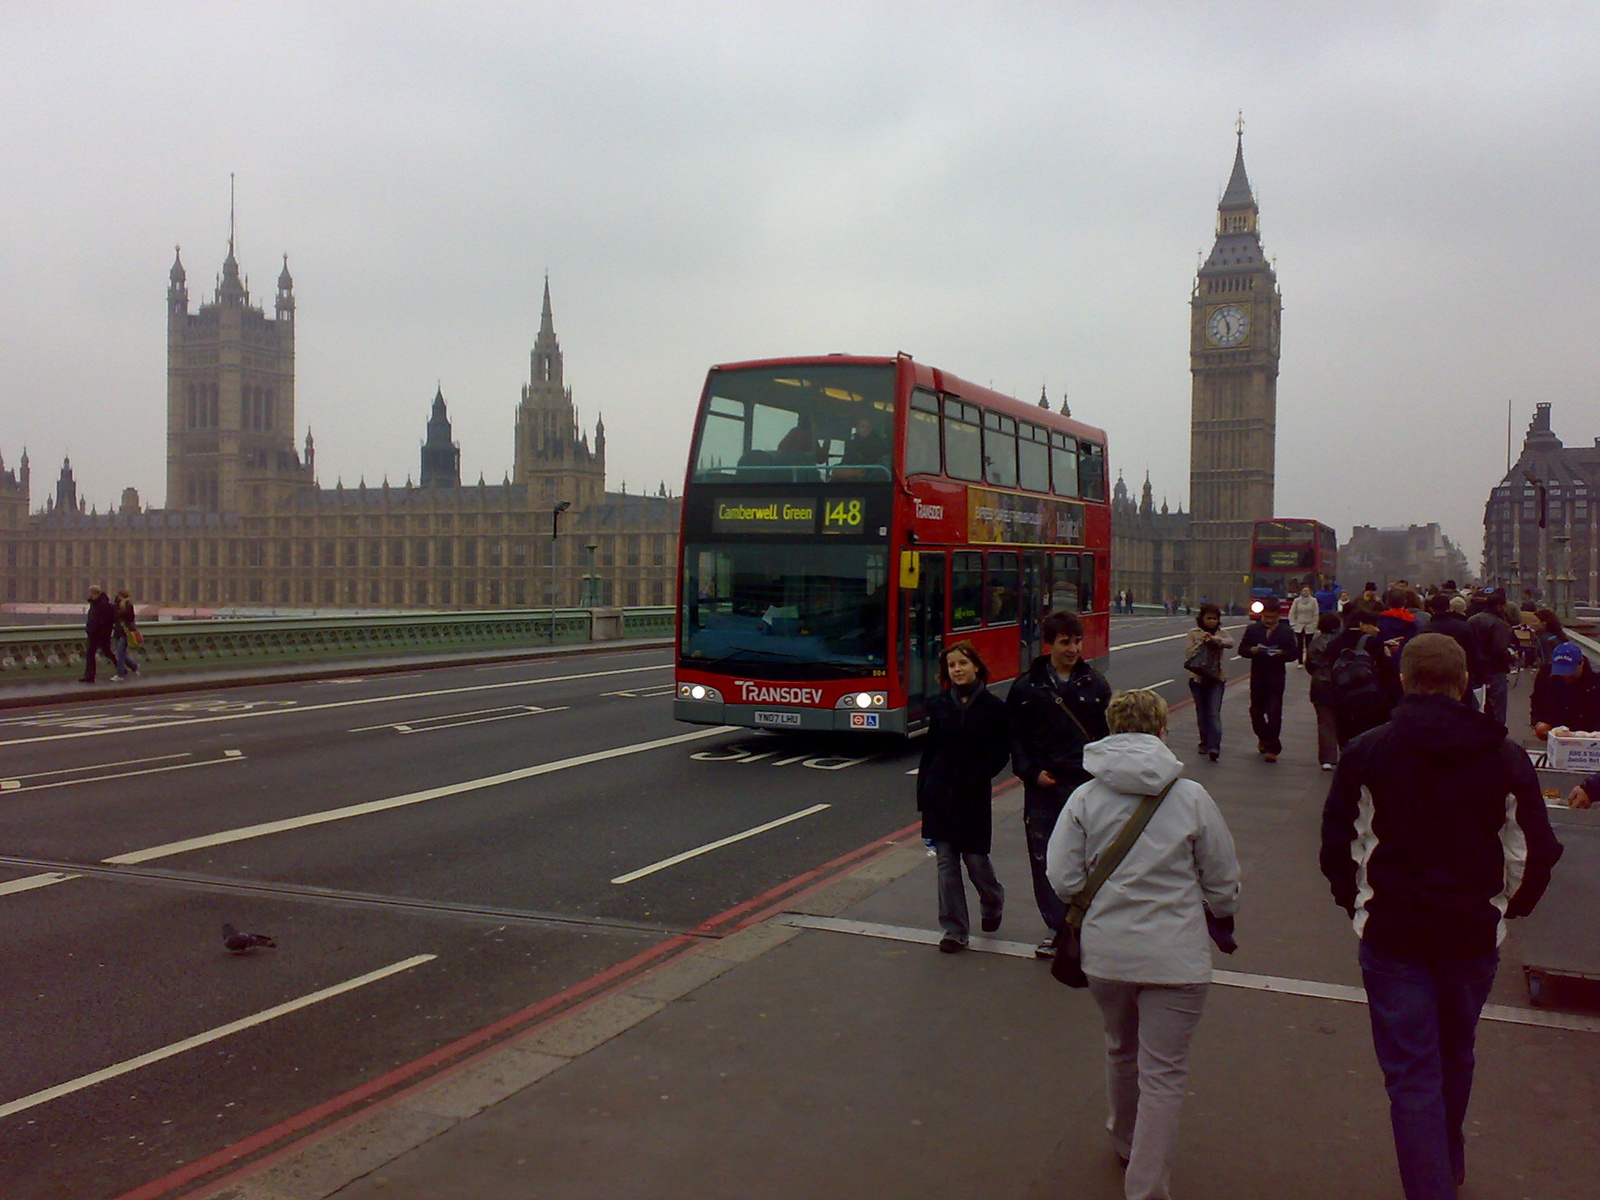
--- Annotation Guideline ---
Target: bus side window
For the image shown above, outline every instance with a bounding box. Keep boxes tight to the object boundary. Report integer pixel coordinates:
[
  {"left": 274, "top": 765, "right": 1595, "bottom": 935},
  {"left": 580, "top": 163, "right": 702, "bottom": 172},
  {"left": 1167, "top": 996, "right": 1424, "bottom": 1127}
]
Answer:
[
  {"left": 1048, "top": 552, "right": 1079, "bottom": 614},
  {"left": 905, "top": 389, "right": 942, "bottom": 476},
  {"left": 1078, "top": 441, "right": 1106, "bottom": 501},
  {"left": 943, "top": 400, "right": 983, "bottom": 482},
  {"left": 1018, "top": 424, "right": 1049, "bottom": 492},
  {"left": 983, "top": 412, "right": 1018, "bottom": 488},
  {"left": 1050, "top": 432, "right": 1079, "bottom": 497},
  {"left": 986, "top": 551, "right": 1019, "bottom": 624},
  {"left": 951, "top": 551, "right": 984, "bottom": 629}
]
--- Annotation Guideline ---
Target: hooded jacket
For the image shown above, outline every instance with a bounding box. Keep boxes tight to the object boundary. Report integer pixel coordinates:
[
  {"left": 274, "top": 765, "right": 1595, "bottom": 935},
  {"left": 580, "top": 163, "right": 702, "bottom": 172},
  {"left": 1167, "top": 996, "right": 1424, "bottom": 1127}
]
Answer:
[
  {"left": 1046, "top": 734, "right": 1241, "bottom": 985},
  {"left": 1320, "top": 694, "right": 1562, "bottom": 960}
]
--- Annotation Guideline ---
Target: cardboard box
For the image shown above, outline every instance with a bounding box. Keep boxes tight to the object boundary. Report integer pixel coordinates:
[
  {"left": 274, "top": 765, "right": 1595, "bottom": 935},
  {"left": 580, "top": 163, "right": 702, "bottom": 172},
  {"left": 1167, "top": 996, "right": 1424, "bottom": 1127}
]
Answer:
[{"left": 1547, "top": 734, "right": 1600, "bottom": 773}]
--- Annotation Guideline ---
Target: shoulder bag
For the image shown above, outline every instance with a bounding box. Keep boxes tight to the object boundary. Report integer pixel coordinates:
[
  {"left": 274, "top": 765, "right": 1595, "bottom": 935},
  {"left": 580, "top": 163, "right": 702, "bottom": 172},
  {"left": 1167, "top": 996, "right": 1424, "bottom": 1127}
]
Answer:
[
  {"left": 1183, "top": 637, "right": 1223, "bottom": 684},
  {"left": 1051, "top": 778, "right": 1179, "bottom": 987}
]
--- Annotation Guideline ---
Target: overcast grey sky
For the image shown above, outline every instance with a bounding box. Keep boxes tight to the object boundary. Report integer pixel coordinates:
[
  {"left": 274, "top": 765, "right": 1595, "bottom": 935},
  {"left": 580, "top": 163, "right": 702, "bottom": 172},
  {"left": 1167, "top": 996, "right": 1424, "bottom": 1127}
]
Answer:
[{"left": 3, "top": 2, "right": 1597, "bottom": 568}]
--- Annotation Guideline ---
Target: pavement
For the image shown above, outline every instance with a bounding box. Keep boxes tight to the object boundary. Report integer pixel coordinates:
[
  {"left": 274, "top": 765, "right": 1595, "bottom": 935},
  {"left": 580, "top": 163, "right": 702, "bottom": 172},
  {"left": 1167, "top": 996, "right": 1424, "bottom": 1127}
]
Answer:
[
  {"left": 147, "top": 668, "right": 1600, "bottom": 1200},
  {"left": 0, "top": 636, "right": 673, "bottom": 710}
]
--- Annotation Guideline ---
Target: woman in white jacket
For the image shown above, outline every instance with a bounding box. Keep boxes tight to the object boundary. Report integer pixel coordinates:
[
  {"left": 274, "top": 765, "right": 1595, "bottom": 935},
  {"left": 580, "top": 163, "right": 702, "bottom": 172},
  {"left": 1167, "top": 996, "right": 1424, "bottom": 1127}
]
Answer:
[
  {"left": 1046, "top": 689, "right": 1241, "bottom": 1200},
  {"left": 1289, "top": 585, "right": 1321, "bottom": 664}
]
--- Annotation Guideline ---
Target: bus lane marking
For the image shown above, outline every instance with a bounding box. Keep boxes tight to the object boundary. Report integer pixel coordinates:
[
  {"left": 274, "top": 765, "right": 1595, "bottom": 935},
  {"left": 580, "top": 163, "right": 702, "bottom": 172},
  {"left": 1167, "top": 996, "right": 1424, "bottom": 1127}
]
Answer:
[
  {"left": 0, "top": 663, "right": 672, "bottom": 748},
  {"left": 0, "top": 954, "right": 437, "bottom": 1120},
  {"left": 0, "top": 751, "right": 247, "bottom": 793},
  {"left": 610, "top": 804, "right": 832, "bottom": 885},
  {"left": 348, "top": 705, "right": 568, "bottom": 735},
  {"left": 1111, "top": 624, "right": 1246, "bottom": 653}
]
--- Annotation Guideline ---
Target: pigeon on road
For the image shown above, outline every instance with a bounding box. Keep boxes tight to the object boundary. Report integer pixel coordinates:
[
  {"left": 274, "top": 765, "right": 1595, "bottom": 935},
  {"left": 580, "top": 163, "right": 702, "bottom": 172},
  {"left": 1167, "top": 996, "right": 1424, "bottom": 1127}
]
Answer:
[{"left": 221, "top": 922, "right": 277, "bottom": 954}]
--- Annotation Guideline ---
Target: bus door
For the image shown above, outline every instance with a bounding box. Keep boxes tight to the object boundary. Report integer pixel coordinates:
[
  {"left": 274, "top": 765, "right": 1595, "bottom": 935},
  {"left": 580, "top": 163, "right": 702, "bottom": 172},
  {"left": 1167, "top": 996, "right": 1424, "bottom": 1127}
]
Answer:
[
  {"left": 1020, "top": 550, "right": 1046, "bottom": 666},
  {"left": 905, "top": 551, "right": 946, "bottom": 724}
]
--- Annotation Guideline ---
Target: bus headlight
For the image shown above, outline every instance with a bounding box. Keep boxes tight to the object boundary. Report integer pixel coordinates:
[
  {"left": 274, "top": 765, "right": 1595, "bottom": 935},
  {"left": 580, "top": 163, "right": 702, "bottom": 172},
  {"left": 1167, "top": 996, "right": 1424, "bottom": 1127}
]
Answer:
[
  {"left": 679, "top": 683, "right": 723, "bottom": 703},
  {"left": 837, "top": 691, "right": 888, "bottom": 709},
  {"left": 1250, "top": 600, "right": 1264, "bottom": 616}
]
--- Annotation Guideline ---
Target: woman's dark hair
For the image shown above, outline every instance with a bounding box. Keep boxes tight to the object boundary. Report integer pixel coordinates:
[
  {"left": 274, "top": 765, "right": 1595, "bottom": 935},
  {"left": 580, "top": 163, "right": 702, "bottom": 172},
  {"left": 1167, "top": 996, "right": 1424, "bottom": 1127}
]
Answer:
[
  {"left": 1195, "top": 603, "right": 1221, "bottom": 626},
  {"left": 1317, "top": 611, "right": 1341, "bottom": 634},
  {"left": 1532, "top": 608, "right": 1563, "bottom": 636},
  {"left": 1040, "top": 610, "right": 1083, "bottom": 644},
  {"left": 939, "top": 639, "right": 988, "bottom": 686}
]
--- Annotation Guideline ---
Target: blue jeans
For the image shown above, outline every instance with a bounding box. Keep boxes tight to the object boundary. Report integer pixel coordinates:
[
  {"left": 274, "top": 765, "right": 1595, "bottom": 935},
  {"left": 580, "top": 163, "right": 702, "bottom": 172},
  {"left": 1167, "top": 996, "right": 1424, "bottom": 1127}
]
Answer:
[
  {"left": 112, "top": 633, "right": 139, "bottom": 677},
  {"left": 1189, "top": 677, "right": 1224, "bottom": 754},
  {"left": 1023, "top": 797, "right": 1069, "bottom": 934},
  {"left": 1359, "top": 941, "right": 1498, "bottom": 1200},
  {"left": 933, "top": 842, "right": 1003, "bottom": 942}
]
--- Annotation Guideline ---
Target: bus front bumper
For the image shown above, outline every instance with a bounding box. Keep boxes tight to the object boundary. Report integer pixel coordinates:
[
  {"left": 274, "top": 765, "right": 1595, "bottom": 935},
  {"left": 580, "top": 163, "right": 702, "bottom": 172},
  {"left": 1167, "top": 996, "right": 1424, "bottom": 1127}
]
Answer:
[{"left": 674, "top": 700, "right": 908, "bottom": 734}]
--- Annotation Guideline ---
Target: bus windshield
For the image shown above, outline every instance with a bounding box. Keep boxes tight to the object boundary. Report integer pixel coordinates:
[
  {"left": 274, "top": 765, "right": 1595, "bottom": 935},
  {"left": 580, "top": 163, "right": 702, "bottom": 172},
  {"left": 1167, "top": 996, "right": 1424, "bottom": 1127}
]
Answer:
[
  {"left": 691, "top": 364, "right": 896, "bottom": 483},
  {"left": 680, "top": 542, "right": 890, "bottom": 677}
]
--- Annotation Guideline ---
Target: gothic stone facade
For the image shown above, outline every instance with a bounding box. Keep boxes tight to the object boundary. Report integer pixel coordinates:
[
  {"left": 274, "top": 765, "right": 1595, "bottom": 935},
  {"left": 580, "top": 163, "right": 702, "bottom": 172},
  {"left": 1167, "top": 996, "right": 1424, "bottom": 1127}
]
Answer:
[
  {"left": 1188, "top": 135, "right": 1282, "bottom": 611},
  {"left": 1482, "top": 403, "right": 1599, "bottom": 607},
  {"left": 0, "top": 251, "right": 679, "bottom": 612},
  {"left": 1110, "top": 473, "right": 1191, "bottom": 608}
]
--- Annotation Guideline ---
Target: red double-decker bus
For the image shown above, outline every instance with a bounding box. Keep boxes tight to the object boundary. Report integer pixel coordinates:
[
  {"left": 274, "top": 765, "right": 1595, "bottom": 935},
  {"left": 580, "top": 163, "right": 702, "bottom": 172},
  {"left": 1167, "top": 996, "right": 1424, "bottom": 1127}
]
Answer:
[{"left": 674, "top": 353, "right": 1110, "bottom": 735}]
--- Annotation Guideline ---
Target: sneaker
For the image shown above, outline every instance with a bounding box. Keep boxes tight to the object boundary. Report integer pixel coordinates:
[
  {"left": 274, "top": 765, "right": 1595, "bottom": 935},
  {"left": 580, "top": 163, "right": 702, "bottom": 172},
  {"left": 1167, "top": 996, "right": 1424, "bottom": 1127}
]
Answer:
[
  {"left": 1263, "top": 753, "right": 1278, "bottom": 763},
  {"left": 1034, "top": 937, "right": 1057, "bottom": 959},
  {"left": 110, "top": 674, "right": 125, "bottom": 682},
  {"left": 938, "top": 937, "right": 966, "bottom": 954},
  {"left": 981, "top": 913, "right": 1002, "bottom": 934},
  {"left": 1321, "top": 762, "right": 1335, "bottom": 771},
  {"left": 1208, "top": 750, "right": 1219, "bottom": 762}
]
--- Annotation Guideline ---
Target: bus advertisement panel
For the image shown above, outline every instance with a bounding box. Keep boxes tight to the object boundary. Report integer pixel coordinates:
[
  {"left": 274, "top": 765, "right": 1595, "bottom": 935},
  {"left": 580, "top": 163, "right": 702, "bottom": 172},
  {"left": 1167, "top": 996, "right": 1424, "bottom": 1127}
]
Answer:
[{"left": 674, "top": 354, "right": 1111, "bottom": 735}]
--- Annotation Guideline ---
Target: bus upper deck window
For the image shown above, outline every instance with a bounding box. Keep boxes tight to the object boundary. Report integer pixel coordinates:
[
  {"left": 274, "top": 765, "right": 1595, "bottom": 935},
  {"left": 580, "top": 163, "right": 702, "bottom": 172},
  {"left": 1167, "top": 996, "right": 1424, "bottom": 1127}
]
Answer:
[
  {"left": 983, "top": 412, "right": 1018, "bottom": 488},
  {"left": 1018, "top": 424, "right": 1049, "bottom": 492},
  {"left": 905, "top": 389, "right": 942, "bottom": 476},
  {"left": 943, "top": 400, "right": 982, "bottom": 482},
  {"left": 1050, "top": 432, "right": 1079, "bottom": 497},
  {"left": 1078, "top": 441, "right": 1106, "bottom": 501}
]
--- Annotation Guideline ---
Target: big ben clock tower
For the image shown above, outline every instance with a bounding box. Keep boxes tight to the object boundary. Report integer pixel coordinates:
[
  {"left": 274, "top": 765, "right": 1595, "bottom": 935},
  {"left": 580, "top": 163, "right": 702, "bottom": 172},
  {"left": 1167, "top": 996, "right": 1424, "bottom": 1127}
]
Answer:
[{"left": 1189, "top": 124, "right": 1281, "bottom": 611}]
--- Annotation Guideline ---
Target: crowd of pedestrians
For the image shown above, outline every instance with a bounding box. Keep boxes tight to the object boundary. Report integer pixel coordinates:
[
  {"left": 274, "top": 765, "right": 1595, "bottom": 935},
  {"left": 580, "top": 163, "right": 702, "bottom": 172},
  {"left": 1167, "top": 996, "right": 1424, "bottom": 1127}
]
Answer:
[{"left": 918, "top": 586, "right": 1577, "bottom": 1200}]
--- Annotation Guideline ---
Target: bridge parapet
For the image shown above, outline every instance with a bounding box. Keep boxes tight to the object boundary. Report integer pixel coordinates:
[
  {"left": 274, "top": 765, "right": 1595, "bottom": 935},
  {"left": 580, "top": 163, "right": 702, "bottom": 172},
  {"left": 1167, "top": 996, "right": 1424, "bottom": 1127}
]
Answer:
[{"left": 0, "top": 608, "right": 676, "bottom": 680}]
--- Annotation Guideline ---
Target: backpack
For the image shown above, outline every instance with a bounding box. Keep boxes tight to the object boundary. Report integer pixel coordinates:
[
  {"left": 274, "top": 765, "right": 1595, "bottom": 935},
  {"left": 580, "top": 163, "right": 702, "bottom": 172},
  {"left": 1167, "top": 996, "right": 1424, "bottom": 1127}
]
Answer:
[{"left": 1330, "top": 636, "right": 1385, "bottom": 712}]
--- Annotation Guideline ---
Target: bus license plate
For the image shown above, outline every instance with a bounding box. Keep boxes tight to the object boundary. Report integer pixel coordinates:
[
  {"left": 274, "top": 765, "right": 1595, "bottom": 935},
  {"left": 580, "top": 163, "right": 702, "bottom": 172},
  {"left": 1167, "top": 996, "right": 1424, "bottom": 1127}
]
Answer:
[
  {"left": 849, "top": 712, "right": 880, "bottom": 729},
  {"left": 754, "top": 710, "right": 802, "bottom": 727}
]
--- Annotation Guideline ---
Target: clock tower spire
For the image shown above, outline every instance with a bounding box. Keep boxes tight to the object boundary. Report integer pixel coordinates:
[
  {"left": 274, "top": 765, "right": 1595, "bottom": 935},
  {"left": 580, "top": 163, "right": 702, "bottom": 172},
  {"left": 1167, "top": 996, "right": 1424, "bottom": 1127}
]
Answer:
[{"left": 1188, "top": 124, "right": 1282, "bottom": 610}]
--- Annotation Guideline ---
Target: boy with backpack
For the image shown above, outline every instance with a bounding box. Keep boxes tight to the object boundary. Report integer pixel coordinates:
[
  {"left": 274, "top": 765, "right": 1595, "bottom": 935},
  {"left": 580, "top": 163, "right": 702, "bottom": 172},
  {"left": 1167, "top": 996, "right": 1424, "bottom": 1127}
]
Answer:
[
  {"left": 1325, "top": 607, "right": 1393, "bottom": 749},
  {"left": 1305, "top": 610, "right": 1345, "bottom": 770}
]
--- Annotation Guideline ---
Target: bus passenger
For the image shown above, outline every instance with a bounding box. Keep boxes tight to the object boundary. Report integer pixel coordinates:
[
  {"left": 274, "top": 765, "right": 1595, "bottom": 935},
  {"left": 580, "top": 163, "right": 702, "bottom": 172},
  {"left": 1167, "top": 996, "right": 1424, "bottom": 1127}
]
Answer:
[
  {"left": 917, "top": 641, "right": 1012, "bottom": 953},
  {"left": 840, "top": 415, "right": 889, "bottom": 466},
  {"left": 1008, "top": 610, "right": 1112, "bottom": 958}
]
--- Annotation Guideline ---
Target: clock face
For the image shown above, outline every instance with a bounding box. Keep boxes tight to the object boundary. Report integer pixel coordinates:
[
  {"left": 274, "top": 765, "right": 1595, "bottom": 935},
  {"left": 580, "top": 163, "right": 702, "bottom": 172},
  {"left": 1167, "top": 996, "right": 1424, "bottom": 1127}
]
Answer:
[{"left": 1206, "top": 304, "right": 1249, "bottom": 347}]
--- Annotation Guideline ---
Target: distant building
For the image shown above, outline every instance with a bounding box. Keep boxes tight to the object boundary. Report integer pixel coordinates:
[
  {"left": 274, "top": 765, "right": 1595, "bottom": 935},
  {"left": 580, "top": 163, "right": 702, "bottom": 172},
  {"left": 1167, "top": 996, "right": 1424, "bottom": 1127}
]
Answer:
[
  {"left": 0, "top": 243, "right": 679, "bottom": 612},
  {"left": 1188, "top": 129, "right": 1283, "bottom": 611},
  {"left": 1339, "top": 524, "right": 1471, "bottom": 593},
  {"left": 1110, "top": 472, "right": 1190, "bottom": 607},
  {"left": 1482, "top": 403, "right": 1598, "bottom": 607}
]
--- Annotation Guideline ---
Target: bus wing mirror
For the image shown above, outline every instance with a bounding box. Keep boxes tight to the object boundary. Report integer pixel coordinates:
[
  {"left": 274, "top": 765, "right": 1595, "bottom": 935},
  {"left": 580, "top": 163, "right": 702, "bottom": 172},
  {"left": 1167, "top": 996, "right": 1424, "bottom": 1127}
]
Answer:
[{"left": 900, "top": 550, "right": 921, "bottom": 591}]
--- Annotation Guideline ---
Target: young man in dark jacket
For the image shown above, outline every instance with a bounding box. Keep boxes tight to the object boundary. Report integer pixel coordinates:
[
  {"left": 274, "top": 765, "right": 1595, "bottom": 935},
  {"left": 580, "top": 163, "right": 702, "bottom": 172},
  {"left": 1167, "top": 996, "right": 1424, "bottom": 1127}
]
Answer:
[
  {"left": 1466, "top": 591, "right": 1513, "bottom": 725},
  {"left": 1321, "top": 634, "right": 1562, "bottom": 1200},
  {"left": 1007, "top": 609, "right": 1111, "bottom": 956},
  {"left": 1237, "top": 599, "right": 1299, "bottom": 761},
  {"left": 79, "top": 584, "right": 118, "bottom": 683}
]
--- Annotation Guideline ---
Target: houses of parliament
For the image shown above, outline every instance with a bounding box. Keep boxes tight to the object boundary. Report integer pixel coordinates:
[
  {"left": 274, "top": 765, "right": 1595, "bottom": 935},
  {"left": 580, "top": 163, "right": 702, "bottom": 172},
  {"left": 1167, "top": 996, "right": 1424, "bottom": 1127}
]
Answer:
[{"left": 0, "top": 240, "right": 680, "bottom": 613}]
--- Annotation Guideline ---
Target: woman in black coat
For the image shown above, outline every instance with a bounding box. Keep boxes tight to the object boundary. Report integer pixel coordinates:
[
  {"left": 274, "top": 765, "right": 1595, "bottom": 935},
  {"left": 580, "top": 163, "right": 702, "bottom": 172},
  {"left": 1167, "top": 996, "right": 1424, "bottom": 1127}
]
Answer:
[{"left": 918, "top": 640, "right": 1013, "bottom": 953}]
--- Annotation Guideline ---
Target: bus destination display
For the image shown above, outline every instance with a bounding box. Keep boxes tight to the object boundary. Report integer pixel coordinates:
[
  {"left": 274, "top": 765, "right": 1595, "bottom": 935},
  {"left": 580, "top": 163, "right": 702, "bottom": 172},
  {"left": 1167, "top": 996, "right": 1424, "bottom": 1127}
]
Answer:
[{"left": 711, "top": 497, "right": 866, "bottom": 536}]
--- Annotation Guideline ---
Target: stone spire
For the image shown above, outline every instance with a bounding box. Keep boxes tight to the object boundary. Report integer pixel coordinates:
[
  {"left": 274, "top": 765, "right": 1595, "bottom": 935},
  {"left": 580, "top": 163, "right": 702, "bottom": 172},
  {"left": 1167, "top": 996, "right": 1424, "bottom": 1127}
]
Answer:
[
  {"left": 276, "top": 254, "right": 294, "bottom": 321},
  {"left": 529, "top": 274, "right": 562, "bottom": 389},
  {"left": 420, "top": 387, "right": 461, "bottom": 488},
  {"left": 1037, "top": 384, "right": 1050, "bottom": 411},
  {"left": 168, "top": 246, "right": 188, "bottom": 316},
  {"left": 1140, "top": 471, "right": 1154, "bottom": 517}
]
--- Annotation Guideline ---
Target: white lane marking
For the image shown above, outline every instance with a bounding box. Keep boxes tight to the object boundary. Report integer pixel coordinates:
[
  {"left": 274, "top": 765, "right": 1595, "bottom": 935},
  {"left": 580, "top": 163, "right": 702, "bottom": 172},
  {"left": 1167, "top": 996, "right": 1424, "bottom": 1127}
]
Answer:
[
  {"left": 0, "top": 663, "right": 672, "bottom": 748},
  {"left": 1141, "top": 679, "right": 1176, "bottom": 690},
  {"left": 348, "top": 705, "right": 567, "bottom": 734},
  {"left": 0, "top": 872, "right": 81, "bottom": 896},
  {"left": 0, "top": 955, "right": 437, "bottom": 1120},
  {"left": 774, "top": 916, "right": 1600, "bottom": 1035},
  {"left": 0, "top": 754, "right": 246, "bottom": 794},
  {"left": 610, "top": 804, "right": 831, "bottom": 885},
  {"left": 2, "top": 752, "right": 192, "bottom": 781},
  {"left": 103, "top": 726, "right": 737, "bottom": 867},
  {"left": 1110, "top": 624, "right": 1246, "bottom": 653}
]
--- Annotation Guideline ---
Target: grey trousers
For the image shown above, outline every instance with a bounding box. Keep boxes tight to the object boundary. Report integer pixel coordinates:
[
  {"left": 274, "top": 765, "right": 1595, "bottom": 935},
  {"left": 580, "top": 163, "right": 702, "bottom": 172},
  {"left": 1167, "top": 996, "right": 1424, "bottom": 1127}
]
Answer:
[
  {"left": 1087, "top": 978, "right": 1209, "bottom": 1200},
  {"left": 932, "top": 842, "right": 1003, "bottom": 941}
]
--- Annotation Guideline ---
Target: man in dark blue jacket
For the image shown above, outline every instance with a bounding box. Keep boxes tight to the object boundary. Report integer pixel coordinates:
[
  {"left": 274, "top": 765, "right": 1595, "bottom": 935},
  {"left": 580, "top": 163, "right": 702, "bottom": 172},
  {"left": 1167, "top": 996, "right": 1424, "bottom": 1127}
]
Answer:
[
  {"left": 1007, "top": 610, "right": 1111, "bottom": 957},
  {"left": 79, "top": 584, "right": 117, "bottom": 683},
  {"left": 1237, "top": 599, "right": 1299, "bottom": 761},
  {"left": 1321, "top": 633, "right": 1562, "bottom": 1200}
]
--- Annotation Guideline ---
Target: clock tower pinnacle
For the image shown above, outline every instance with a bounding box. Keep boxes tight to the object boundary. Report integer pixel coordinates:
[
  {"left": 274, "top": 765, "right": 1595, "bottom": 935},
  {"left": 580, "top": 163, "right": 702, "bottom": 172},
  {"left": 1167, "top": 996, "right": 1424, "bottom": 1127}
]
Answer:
[{"left": 1188, "top": 127, "right": 1282, "bottom": 610}]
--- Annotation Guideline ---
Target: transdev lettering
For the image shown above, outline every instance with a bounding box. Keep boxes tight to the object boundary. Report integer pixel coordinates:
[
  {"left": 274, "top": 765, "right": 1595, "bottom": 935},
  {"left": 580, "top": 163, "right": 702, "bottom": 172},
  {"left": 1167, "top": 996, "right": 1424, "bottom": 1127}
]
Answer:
[{"left": 736, "top": 681, "right": 824, "bottom": 705}]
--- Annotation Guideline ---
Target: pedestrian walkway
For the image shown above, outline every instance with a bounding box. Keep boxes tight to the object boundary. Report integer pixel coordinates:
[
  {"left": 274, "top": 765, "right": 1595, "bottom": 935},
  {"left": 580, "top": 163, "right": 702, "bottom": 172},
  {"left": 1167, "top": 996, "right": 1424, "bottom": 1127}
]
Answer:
[
  {"left": 0, "top": 637, "right": 672, "bottom": 711},
  {"left": 181, "top": 671, "right": 1599, "bottom": 1200}
]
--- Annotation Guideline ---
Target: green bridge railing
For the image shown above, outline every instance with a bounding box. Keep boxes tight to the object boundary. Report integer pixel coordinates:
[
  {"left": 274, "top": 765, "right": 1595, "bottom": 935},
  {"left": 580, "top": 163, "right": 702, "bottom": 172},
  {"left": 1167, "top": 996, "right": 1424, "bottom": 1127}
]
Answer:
[{"left": 0, "top": 608, "right": 677, "bottom": 682}]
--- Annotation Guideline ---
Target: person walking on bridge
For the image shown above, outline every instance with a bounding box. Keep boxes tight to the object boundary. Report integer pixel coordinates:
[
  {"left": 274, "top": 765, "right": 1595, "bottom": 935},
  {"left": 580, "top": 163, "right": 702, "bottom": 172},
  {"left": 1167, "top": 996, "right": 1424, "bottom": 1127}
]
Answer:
[
  {"left": 78, "top": 584, "right": 117, "bottom": 683},
  {"left": 1009, "top": 610, "right": 1111, "bottom": 957},
  {"left": 1237, "top": 599, "right": 1298, "bottom": 762},
  {"left": 917, "top": 641, "right": 1012, "bottom": 953},
  {"left": 1321, "top": 633, "right": 1562, "bottom": 1200}
]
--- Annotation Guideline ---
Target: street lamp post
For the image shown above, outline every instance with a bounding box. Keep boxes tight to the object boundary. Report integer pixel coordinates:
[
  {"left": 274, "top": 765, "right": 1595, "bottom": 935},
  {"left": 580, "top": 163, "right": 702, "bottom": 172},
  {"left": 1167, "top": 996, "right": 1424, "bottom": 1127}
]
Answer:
[{"left": 550, "top": 501, "right": 571, "bottom": 643}]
